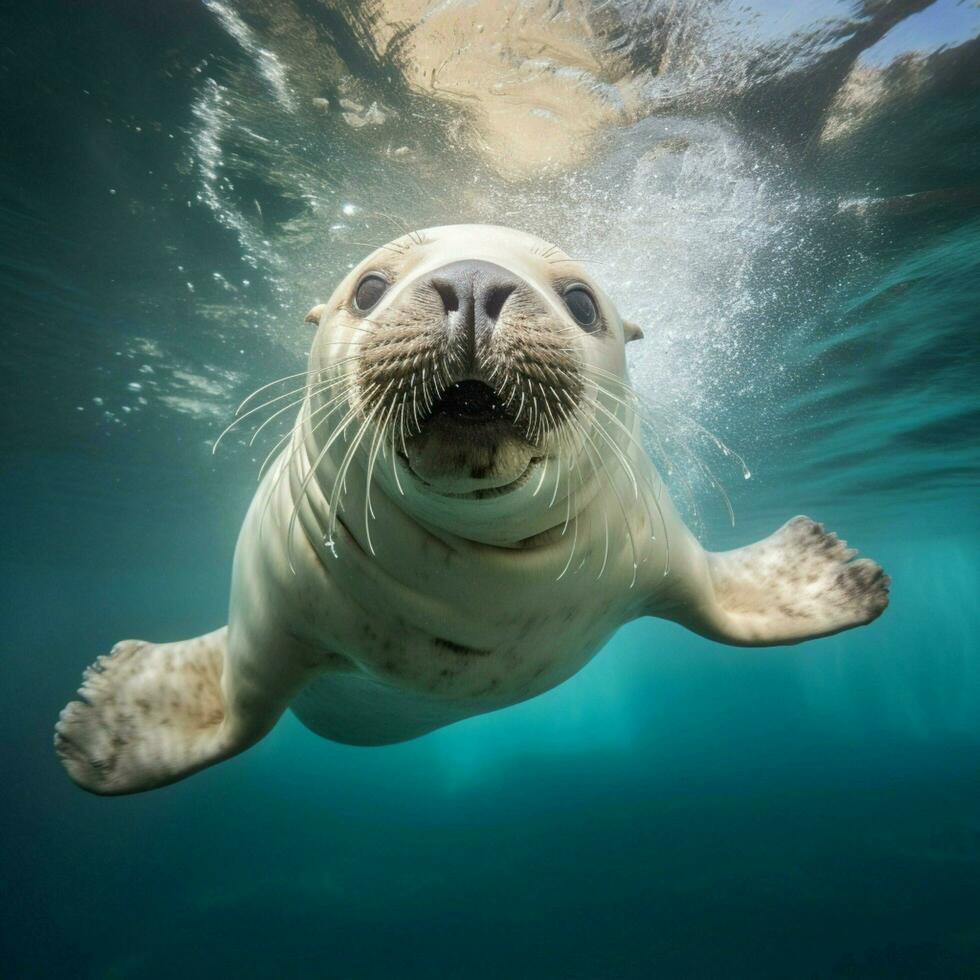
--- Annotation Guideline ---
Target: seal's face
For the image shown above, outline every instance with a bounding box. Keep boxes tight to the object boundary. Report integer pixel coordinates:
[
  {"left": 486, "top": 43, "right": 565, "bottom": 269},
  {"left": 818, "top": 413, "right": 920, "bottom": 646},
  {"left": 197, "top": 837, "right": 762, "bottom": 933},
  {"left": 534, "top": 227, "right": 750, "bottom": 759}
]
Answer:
[{"left": 309, "top": 224, "right": 634, "bottom": 541}]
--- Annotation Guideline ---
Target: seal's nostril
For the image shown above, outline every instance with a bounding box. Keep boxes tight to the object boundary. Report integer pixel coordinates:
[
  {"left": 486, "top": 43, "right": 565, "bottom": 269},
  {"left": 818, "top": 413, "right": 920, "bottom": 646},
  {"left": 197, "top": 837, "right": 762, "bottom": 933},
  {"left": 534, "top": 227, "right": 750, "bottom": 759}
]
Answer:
[
  {"left": 433, "top": 280, "right": 459, "bottom": 314},
  {"left": 484, "top": 284, "right": 515, "bottom": 323}
]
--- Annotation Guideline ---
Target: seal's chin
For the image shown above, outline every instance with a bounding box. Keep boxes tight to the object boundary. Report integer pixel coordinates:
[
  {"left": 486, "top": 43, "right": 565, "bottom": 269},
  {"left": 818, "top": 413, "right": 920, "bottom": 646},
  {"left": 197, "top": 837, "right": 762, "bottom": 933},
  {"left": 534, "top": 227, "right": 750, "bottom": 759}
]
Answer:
[{"left": 399, "top": 380, "right": 538, "bottom": 498}]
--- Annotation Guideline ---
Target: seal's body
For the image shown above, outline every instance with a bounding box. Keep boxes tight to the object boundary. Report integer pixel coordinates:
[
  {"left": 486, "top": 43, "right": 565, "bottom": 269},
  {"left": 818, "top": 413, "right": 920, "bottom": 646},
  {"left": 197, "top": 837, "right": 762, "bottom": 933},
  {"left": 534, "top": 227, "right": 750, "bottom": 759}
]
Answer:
[{"left": 55, "top": 225, "right": 889, "bottom": 794}]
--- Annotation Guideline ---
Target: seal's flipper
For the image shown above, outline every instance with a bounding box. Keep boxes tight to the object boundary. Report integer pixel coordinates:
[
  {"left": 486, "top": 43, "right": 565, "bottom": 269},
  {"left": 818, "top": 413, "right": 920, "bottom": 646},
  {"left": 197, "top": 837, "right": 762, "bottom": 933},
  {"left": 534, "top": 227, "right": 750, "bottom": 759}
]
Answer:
[
  {"left": 700, "top": 516, "right": 889, "bottom": 646},
  {"left": 55, "top": 628, "right": 257, "bottom": 795}
]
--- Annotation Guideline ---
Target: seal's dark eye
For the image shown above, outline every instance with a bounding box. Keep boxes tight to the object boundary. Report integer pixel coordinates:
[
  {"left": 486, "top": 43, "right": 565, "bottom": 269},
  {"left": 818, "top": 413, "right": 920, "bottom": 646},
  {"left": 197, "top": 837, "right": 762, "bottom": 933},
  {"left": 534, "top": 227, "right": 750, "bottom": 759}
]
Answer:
[
  {"left": 564, "top": 287, "right": 599, "bottom": 330},
  {"left": 353, "top": 273, "right": 388, "bottom": 312}
]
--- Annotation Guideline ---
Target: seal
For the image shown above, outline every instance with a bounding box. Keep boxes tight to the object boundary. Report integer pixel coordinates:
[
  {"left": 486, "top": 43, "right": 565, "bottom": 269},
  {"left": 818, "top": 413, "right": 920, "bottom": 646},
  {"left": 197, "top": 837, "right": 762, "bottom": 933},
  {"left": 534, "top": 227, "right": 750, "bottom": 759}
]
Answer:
[{"left": 54, "top": 224, "right": 890, "bottom": 794}]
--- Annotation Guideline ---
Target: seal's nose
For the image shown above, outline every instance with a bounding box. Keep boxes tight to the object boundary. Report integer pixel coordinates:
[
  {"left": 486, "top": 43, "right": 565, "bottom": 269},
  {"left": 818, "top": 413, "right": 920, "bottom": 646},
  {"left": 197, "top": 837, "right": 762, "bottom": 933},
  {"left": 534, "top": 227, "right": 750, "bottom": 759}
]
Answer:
[{"left": 428, "top": 260, "right": 519, "bottom": 365}]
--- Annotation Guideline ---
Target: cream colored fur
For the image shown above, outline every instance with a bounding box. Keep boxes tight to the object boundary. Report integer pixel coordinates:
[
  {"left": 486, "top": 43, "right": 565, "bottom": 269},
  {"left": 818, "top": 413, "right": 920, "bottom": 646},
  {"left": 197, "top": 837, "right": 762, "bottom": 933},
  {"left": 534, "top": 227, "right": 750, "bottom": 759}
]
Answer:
[{"left": 54, "top": 225, "right": 888, "bottom": 794}]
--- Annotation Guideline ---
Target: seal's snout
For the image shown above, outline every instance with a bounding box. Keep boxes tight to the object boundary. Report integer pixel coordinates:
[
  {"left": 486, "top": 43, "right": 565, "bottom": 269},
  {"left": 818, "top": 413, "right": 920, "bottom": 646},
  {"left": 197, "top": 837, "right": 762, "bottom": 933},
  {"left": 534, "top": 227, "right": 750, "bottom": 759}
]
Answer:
[
  {"left": 428, "top": 259, "right": 520, "bottom": 365},
  {"left": 351, "top": 243, "right": 585, "bottom": 498}
]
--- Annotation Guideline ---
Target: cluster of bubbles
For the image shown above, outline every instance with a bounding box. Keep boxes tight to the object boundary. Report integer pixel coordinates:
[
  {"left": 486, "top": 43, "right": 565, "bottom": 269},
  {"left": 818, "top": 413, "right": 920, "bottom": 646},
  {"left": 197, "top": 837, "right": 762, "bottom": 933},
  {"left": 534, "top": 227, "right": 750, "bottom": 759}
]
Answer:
[{"left": 87, "top": 0, "right": 977, "bottom": 535}]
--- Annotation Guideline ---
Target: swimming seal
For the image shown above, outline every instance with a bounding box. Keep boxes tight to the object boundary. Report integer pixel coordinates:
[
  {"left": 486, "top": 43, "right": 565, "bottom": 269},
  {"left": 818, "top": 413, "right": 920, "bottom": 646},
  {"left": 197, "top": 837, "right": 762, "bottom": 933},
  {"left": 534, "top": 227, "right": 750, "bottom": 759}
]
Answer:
[{"left": 54, "top": 224, "right": 889, "bottom": 794}]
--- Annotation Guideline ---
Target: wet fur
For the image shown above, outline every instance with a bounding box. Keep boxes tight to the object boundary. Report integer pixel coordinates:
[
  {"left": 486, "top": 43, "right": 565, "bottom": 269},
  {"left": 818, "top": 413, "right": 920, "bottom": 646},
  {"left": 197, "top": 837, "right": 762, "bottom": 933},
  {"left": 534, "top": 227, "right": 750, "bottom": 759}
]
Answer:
[{"left": 54, "top": 224, "right": 889, "bottom": 795}]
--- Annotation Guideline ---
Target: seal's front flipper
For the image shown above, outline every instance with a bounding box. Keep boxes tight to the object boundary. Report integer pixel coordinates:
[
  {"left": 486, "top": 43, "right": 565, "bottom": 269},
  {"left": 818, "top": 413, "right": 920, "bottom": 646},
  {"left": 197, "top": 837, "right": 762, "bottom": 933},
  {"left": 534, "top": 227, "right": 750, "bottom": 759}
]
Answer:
[
  {"left": 55, "top": 628, "right": 260, "bottom": 795},
  {"left": 700, "top": 516, "right": 889, "bottom": 646}
]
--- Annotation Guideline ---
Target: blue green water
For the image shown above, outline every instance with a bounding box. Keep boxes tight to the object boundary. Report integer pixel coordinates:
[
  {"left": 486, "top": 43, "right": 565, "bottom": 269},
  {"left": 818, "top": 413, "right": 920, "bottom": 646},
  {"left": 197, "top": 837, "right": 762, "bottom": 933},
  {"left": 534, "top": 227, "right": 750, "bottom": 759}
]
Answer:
[{"left": 2, "top": 1, "right": 979, "bottom": 976}]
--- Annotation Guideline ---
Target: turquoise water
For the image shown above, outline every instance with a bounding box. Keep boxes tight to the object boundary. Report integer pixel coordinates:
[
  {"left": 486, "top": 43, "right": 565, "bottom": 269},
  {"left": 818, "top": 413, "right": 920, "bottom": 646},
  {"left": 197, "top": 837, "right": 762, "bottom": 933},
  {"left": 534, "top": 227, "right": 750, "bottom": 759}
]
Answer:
[{"left": 3, "top": 1, "right": 979, "bottom": 976}]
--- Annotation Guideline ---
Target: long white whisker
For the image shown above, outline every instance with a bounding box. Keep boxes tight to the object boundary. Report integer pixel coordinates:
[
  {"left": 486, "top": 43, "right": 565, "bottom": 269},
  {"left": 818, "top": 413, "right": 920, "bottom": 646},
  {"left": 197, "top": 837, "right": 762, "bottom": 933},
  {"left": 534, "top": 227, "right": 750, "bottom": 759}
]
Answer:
[
  {"left": 587, "top": 394, "right": 671, "bottom": 575},
  {"left": 564, "top": 408, "right": 640, "bottom": 587},
  {"left": 286, "top": 387, "right": 375, "bottom": 572},
  {"left": 256, "top": 386, "right": 358, "bottom": 547},
  {"left": 247, "top": 375, "right": 350, "bottom": 448},
  {"left": 236, "top": 369, "right": 313, "bottom": 415},
  {"left": 213, "top": 381, "right": 326, "bottom": 455},
  {"left": 363, "top": 402, "right": 395, "bottom": 555},
  {"left": 327, "top": 398, "right": 385, "bottom": 553}
]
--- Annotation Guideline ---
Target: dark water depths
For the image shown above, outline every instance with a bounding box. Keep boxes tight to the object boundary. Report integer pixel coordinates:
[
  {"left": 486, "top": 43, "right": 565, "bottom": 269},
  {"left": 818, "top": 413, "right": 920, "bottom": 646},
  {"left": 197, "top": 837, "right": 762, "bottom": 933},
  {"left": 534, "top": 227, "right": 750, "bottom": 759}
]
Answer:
[{"left": 2, "top": 1, "right": 979, "bottom": 976}]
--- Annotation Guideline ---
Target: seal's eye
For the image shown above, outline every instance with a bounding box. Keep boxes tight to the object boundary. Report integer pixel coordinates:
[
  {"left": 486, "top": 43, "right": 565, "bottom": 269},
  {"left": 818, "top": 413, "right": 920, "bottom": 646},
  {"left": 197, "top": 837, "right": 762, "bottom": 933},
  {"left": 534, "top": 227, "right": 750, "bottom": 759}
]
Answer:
[
  {"left": 353, "top": 273, "right": 389, "bottom": 312},
  {"left": 564, "top": 287, "right": 599, "bottom": 331}
]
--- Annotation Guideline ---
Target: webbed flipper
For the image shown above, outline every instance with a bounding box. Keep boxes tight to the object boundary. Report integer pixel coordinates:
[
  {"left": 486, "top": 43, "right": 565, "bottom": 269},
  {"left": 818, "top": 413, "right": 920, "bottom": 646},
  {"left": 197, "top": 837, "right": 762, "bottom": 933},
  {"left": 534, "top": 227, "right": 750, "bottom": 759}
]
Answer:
[
  {"left": 700, "top": 516, "right": 889, "bottom": 646},
  {"left": 54, "top": 628, "right": 255, "bottom": 795}
]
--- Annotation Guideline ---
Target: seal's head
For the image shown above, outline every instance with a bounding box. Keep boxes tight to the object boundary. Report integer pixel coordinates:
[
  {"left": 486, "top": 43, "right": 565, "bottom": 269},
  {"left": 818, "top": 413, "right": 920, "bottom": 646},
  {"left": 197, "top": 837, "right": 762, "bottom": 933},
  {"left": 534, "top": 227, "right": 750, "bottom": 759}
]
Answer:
[{"left": 307, "top": 224, "right": 641, "bottom": 543}]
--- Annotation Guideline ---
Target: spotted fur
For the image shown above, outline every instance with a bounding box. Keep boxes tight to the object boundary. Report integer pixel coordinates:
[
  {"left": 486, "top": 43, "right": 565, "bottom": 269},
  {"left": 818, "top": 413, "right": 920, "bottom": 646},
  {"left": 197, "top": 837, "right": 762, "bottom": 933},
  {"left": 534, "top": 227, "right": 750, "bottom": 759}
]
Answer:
[{"left": 53, "top": 225, "right": 890, "bottom": 796}]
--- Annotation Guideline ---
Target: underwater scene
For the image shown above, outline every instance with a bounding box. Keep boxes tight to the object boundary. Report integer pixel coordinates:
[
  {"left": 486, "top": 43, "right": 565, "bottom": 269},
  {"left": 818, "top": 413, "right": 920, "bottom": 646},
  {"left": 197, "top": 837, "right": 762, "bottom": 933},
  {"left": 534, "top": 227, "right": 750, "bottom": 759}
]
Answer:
[{"left": 3, "top": 0, "right": 980, "bottom": 976}]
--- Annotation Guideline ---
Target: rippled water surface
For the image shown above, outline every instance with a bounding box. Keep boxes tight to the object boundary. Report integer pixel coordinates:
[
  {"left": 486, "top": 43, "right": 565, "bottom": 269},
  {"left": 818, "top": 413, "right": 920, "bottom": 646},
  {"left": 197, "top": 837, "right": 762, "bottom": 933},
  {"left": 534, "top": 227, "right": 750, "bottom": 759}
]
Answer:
[{"left": 3, "top": 2, "right": 979, "bottom": 977}]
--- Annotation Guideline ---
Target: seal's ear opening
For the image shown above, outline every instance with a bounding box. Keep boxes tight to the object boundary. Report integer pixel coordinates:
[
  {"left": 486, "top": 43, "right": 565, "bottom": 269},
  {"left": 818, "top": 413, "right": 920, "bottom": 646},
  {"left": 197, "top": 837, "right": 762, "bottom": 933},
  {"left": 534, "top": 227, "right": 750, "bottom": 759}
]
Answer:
[
  {"left": 624, "top": 319, "right": 644, "bottom": 343},
  {"left": 305, "top": 304, "right": 325, "bottom": 326}
]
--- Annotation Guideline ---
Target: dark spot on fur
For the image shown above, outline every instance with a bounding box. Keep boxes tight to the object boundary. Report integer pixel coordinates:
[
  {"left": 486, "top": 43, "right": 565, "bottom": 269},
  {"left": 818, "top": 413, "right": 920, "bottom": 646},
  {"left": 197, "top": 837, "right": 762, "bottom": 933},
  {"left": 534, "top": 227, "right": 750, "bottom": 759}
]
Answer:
[{"left": 434, "top": 637, "right": 491, "bottom": 656}]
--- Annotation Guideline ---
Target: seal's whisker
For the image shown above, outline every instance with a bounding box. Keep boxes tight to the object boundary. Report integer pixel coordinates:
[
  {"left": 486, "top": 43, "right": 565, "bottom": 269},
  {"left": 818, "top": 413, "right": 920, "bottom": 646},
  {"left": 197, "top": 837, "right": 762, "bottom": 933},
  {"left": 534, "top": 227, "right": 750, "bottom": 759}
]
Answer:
[
  {"left": 398, "top": 402, "right": 409, "bottom": 459},
  {"left": 590, "top": 380, "right": 700, "bottom": 530},
  {"left": 235, "top": 349, "right": 371, "bottom": 418},
  {"left": 257, "top": 386, "right": 357, "bottom": 542},
  {"left": 549, "top": 444, "right": 564, "bottom": 508},
  {"left": 366, "top": 400, "right": 396, "bottom": 518},
  {"left": 348, "top": 240, "right": 406, "bottom": 256},
  {"left": 387, "top": 404, "right": 406, "bottom": 496},
  {"left": 589, "top": 410, "right": 671, "bottom": 578},
  {"left": 571, "top": 428, "right": 610, "bottom": 580},
  {"left": 556, "top": 458, "right": 582, "bottom": 580},
  {"left": 532, "top": 452, "right": 551, "bottom": 497},
  {"left": 326, "top": 395, "right": 386, "bottom": 553},
  {"left": 339, "top": 321, "right": 384, "bottom": 337},
  {"left": 261, "top": 383, "right": 358, "bottom": 496},
  {"left": 586, "top": 392, "right": 672, "bottom": 574},
  {"left": 259, "top": 423, "right": 301, "bottom": 485},
  {"left": 314, "top": 339, "right": 367, "bottom": 348},
  {"left": 564, "top": 408, "right": 640, "bottom": 587},
  {"left": 247, "top": 377, "right": 350, "bottom": 448},
  {"left": 246, "top": 392, "right": 320, "bottom": 449},
  {"left": 582, "top": 364, "right": 750, "bottom": 479},
  {"left": 580, "top": 369, "right": 732, "bottom": 530},
  {"left": 362, "top": 407, "right": 391, "bottom": 555},
  {"left": 561, "top": 455, "right": 574, "bottom": 537},
  {"left": 286, "top": 388, "right": 375, "bottom": 572},
  {"left": 365, "top": 210, "right": 408, "bottom": 234},
  {"left": 577, "top": 385, "right": 639, "bottom": 498},
  {"left": 237, "top": 369, "right": 315, "bottom": 415},
  {"left": 214, "top": 379, "right": 334, "bottom": 455}
]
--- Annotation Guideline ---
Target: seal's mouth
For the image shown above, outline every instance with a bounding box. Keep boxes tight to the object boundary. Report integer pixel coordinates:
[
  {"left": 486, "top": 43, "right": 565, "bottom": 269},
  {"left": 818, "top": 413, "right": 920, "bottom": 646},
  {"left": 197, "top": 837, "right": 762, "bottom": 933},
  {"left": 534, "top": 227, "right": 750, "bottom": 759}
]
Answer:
[
  {"left": 393, "top": 379, "right": 539, "bottom": 498},
  {"left": 428, "top": 379, "right": 513, "bottom": 426},
  {"left": 399, "top": 450, "right": 540, "bottom": 499}
]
